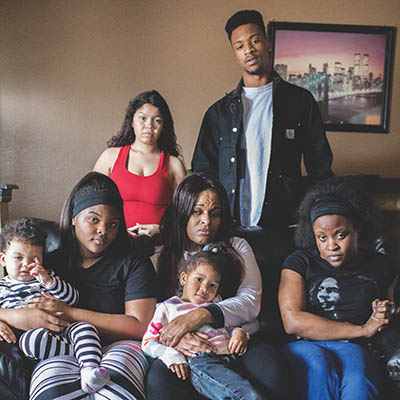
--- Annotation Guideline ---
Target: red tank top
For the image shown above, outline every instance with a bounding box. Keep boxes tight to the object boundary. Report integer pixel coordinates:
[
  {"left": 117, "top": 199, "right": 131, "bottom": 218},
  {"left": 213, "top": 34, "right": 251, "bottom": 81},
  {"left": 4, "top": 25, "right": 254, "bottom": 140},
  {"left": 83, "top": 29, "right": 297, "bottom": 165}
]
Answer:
[{"left": 110, "top": 145, "right": 173, "bottom": 228}]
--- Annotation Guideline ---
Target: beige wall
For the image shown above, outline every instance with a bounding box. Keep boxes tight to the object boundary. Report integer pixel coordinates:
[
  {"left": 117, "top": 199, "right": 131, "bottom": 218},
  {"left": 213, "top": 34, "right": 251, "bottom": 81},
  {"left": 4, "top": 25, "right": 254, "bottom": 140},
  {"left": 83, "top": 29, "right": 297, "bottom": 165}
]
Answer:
[{"left": 1, "top": 0, "right": 399, "bottom": 221}]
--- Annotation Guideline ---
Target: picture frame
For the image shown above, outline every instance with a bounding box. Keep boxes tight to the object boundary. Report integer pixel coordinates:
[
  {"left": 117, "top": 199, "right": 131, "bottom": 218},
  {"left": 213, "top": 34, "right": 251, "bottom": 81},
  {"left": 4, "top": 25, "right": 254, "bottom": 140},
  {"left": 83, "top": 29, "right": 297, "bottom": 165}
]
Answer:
[{"left": 267, "top": 22, "right": 396, "bottom": 133}]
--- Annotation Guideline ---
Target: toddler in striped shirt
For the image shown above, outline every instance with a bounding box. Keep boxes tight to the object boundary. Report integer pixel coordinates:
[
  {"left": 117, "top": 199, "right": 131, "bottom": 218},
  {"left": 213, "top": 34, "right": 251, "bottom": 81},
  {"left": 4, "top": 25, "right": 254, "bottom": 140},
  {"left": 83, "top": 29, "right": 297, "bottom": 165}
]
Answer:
[{"left": 0, "top": 218, "right": 109, "bottom": 393}]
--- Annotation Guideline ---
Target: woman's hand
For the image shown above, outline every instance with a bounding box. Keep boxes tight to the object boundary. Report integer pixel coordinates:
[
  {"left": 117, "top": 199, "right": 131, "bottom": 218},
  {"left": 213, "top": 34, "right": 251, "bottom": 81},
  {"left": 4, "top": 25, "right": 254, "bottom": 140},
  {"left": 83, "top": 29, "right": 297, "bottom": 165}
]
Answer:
[
  {"left": 159, "top": 308, "right": 213, "bottom": 347},
  {"left": 174, "top": 332, "right": 217, "bottom": 357},
  {"left": 6, "top": 307, "right": 69, "bottom": 332},
  {"left": 127, "top": 223, "right": 160, "bottom": 238},
  {"left": 371, "top": 299, "right": 395, "bottom": 320},
  {"left": 0, "top": 321, "right": 16, "bottom": 343},
  {"left": 23, "top": 292, "right": 72, "bottom": 321},
  {"left": 228, "top": 328, "right": 248, "bottom": 356},
  {"left": 362, "top": 299, "right": 391, "bottom": 338}
]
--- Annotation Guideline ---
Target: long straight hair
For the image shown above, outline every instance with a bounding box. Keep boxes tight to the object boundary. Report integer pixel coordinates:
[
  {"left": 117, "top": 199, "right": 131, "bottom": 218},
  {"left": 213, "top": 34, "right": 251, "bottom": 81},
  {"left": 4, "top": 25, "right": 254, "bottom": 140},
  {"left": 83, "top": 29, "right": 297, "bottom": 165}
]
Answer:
[{"left": 157, "top": 172, "right": 233, "bottom": 300}]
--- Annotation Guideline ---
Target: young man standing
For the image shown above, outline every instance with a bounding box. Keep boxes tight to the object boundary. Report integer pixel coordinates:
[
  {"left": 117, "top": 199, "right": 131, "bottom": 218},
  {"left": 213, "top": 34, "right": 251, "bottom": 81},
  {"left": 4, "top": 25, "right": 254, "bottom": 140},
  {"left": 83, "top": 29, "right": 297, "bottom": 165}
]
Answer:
[{"left": 192, "top": 9, "right": 334, "bottom": 335}]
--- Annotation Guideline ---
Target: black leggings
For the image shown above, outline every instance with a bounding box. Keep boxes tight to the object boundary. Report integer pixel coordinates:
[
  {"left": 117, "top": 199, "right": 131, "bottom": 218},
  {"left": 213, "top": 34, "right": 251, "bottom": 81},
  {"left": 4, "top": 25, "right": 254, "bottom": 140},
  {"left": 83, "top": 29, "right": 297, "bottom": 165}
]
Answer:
[{"left": 145, "top": 333, "right": 291, "bottom": 400}]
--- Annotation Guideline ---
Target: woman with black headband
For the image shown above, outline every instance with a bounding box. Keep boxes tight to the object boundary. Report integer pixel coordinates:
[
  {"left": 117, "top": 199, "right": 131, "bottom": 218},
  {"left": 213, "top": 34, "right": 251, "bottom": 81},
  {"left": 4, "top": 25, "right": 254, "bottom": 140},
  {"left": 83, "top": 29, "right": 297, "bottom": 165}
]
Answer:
[
  {"left": 278, "top": 177, "right": 398, "bottom": 399},
  {"left": 25, "top": 172, "right": 157, "bottom": 400}
]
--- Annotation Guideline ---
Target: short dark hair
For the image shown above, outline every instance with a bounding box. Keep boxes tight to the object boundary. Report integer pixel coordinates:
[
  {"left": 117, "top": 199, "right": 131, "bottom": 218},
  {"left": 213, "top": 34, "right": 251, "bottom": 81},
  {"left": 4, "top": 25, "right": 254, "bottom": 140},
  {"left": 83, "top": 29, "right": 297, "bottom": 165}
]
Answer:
[
  {"left": 225, "top": 10, "right": 266, "bottom": 41},
  {"left": 180, "top": 243, "right": 244, "bottom": 299},
  {"left": 0, "top": 218, "right": 47, "bottom": 252},
  {"left": 59, "top": 172, "right": 130, "bottom": 268},
  {"left": 107, "top": 90, "right": 181, "bottom": 157},
  {"left": 295, "top": 177, "right": 383, "bottom": 250},
  {"left": 157, "top": 173, "right": 233, "bottom": 301}
]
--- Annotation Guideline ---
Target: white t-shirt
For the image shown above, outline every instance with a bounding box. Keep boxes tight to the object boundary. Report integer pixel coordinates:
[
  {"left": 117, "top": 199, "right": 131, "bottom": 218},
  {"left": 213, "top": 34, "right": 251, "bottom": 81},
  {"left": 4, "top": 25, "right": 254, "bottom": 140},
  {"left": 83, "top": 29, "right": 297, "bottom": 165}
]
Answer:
[{"left": 240, "top": 82, "right": 273, "bottom": 227}]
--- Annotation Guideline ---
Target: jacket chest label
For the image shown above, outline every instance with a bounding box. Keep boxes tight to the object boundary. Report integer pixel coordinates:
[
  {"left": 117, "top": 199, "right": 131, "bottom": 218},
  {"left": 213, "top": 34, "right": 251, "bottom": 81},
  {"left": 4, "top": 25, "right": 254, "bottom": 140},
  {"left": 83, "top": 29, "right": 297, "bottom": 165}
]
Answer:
[{"left": 285, "top": 129, "right": 295, "bottom": 140}]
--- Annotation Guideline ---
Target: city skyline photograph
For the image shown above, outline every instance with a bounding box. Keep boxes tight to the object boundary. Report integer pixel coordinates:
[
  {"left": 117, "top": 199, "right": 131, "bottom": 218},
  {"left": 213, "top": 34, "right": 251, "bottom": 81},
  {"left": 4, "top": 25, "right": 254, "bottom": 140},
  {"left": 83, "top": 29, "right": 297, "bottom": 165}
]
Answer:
[
  {"left": 273, "top": 30, "right": 386, "bottom": 78},
  {"left": 268, "top": 22, "right": 395, "bottom": 132}
]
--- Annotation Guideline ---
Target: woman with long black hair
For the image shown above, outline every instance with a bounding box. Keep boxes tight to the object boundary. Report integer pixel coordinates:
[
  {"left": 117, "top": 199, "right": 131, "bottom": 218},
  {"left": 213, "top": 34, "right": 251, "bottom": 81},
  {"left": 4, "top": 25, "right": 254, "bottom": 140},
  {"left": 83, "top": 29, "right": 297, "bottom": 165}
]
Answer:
[{"left": 27, "top": 172, "right": 157, "bottom": 399}]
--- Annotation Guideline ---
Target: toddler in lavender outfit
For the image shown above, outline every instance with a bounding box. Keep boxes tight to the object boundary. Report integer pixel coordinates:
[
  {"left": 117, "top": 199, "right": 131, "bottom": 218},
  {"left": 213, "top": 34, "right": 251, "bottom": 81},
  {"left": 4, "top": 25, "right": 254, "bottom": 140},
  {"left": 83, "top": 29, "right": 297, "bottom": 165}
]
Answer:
[{"left": 142, "top": 244, "right": 263, "bottom": 400}]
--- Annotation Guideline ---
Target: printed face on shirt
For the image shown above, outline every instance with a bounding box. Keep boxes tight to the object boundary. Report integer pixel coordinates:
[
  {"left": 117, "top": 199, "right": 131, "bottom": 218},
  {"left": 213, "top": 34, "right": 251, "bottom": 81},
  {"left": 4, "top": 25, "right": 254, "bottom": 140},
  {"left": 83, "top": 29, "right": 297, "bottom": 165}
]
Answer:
[
  {"left": 180, "top": 262, "right": 221, "bottom": 304},
  {"left": 132, "top": 103, "right": 164, "bottom": 147},
  {"left": 186, "top": 190, "right": 222, "bottom": 252},
  {"left": 230, "top": 23, "right": 272, "bottom": 79},
  {"left": 317, "top": 277, "right": 340, "bottom": 310},
  {"left": 313, "top": 214, "right": 359, "bottom": 268},
  {"left": 72, "top": 204, "right": 121, "bottom": 261},
  {"left": 0, "top": 240, "right": 43, "bottom": 282}
]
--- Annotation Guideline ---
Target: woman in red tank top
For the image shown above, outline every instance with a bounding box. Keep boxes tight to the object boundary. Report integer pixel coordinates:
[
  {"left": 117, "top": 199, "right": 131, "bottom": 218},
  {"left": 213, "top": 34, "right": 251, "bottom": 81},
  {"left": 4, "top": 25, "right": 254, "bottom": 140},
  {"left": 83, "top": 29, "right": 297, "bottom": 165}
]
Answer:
[{"left": 94, "top": 90, "right": 186, "bottom": 238}]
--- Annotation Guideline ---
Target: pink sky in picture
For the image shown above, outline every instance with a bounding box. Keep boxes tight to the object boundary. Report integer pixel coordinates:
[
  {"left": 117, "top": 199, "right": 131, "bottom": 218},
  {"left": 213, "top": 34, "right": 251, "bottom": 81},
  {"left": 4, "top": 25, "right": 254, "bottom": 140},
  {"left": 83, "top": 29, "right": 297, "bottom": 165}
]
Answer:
[{"left": 274, "top": 30, "right": 386, "bottom": 78}]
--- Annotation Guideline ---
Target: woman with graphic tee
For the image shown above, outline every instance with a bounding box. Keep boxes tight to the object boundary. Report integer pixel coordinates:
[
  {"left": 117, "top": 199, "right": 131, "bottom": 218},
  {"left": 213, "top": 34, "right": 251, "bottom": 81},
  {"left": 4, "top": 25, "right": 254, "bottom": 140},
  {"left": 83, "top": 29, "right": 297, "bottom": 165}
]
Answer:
[{"left": 279, "top": 177, "right": 398, "bottom": 400}]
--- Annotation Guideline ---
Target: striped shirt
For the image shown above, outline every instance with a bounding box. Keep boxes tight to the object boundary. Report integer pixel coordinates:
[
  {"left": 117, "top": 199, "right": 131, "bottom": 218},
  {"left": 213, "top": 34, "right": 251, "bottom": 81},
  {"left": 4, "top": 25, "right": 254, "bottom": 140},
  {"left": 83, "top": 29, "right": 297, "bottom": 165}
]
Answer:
[{"left": 0, "top": 271, "right": 79, "bottom": 309}]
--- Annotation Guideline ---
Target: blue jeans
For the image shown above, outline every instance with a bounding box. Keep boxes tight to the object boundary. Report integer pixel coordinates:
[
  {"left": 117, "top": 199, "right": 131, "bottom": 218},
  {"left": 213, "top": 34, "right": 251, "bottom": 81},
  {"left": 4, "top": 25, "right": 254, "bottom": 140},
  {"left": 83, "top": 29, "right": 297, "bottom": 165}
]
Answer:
[
  {"left": 282, "top": 340, "right": 381, "bottom": 400},
  {"left": 188, "top": 352, "right": 264, "bottom": 400},
  {"left": 146, "top": 333, "right": 290, "bottom": 400}
]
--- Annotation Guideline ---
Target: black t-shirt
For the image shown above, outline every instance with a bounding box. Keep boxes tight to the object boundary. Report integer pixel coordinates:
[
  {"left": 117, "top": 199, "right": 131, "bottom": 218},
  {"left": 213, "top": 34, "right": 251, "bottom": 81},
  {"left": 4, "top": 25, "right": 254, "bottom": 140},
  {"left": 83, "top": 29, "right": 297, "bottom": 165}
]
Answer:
[
  {"left": 282, "top": 249, "right": 395, "bottom": 325},
  {"left": 47, "top": 249, "right": 157, "bottom": 315}
]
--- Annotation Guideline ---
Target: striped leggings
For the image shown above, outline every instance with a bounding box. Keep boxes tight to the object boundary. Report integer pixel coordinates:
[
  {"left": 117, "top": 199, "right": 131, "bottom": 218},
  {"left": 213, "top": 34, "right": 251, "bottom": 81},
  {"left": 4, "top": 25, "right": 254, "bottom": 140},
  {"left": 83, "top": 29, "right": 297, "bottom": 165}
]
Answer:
[
  {"left": 20, "top": 323, "right": 148, "bottom": 399},
  {"left": 29, "top": 340, "right": 147, "bottom": 400},
  {"left": 20, "top": 322, "right": 103, "bottom": 368}
]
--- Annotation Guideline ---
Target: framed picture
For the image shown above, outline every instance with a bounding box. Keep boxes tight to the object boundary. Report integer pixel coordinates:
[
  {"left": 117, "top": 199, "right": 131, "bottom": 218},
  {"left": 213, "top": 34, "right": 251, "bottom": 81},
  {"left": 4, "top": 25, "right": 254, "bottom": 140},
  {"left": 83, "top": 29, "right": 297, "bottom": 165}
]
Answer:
[{"left": 267, "top": 22, "right": 396, "bottom": 133}]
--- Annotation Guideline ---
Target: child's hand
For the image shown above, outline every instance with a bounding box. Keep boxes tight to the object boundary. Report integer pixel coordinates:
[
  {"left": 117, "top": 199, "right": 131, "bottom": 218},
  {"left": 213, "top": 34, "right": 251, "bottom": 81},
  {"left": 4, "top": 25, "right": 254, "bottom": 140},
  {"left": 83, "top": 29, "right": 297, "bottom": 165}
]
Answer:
[
  {"left": 28, "top": 258, "right": 54, "bottom": 287},
  {"left": 228, "top": 328, "right": 248, "bottom": 356},
  {"left": 0, "top": 321, "right": 16, "bottom": 343},
  {"left": 169, "top": 363, "right": 190, "bottom": 380}
]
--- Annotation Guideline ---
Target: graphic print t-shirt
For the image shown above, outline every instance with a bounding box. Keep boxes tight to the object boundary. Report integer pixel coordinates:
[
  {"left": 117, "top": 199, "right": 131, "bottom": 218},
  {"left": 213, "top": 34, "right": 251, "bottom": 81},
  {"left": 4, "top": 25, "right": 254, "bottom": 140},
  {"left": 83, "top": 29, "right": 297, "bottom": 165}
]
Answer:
[{"left": 282, "top": 249, "right": 395, "bottom": 325}]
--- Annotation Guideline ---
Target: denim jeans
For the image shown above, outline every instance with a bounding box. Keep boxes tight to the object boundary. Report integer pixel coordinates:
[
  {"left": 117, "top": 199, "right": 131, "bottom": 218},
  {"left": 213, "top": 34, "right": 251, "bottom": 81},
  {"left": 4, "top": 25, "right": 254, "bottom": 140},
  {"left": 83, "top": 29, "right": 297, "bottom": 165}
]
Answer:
[
  {"left": 145, "top": 333, "right": 290, "bottom": 400},
  {"left": 188, "top": 352, "right": 264, "bottom": 400},
  {"left": 282, "top": 340, "right": 381, "bottom": 400}
]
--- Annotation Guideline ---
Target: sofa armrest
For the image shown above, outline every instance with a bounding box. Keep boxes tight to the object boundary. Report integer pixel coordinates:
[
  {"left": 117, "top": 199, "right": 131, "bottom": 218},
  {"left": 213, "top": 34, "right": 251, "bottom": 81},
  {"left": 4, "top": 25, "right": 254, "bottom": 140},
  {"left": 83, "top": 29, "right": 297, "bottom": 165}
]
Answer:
[{"left": 0, "top": 342, "right": 35, "bottom": 400}]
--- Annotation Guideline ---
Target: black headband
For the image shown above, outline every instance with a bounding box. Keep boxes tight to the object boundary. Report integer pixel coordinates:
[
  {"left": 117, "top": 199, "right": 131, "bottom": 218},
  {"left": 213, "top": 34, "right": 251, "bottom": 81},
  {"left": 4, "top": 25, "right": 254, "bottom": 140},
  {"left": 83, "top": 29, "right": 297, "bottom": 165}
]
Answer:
[
  {"left": 72, "top": 191, "right": 121, "bottom": 217},
  {"left": 225, "top": 10, "right": 266, "bottom": 41},
  {"left": 311, "top": 200, "right": 354, "bottom": 224}
]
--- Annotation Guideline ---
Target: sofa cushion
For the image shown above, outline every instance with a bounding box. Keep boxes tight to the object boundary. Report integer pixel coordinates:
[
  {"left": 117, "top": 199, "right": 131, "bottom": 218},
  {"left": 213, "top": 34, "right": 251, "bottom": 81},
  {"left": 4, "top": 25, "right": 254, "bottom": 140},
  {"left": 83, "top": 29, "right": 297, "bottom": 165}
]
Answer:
[{"left": 30, "top": 218, "right": 60, "bottom": 253}]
